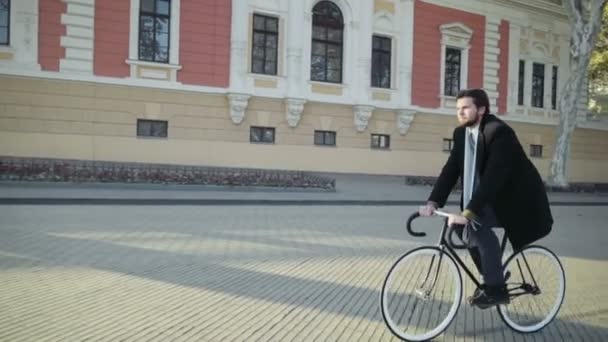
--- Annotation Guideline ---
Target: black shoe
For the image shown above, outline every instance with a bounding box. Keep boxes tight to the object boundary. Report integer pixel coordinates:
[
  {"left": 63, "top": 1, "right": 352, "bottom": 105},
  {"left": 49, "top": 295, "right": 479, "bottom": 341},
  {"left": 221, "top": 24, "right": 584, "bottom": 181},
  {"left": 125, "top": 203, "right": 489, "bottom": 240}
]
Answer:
[
  {"left": 470, "top": 285, "right": 510, "bottom": 310},
  {"left": 467, "top": 284, "right": 487, "bottom": 303}
]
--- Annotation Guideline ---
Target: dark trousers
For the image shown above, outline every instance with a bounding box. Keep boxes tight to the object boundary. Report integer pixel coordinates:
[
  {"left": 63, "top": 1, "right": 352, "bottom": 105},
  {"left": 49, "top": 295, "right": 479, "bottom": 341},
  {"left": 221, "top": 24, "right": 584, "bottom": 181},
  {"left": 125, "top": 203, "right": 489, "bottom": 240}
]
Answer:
[{"left": 456, "top": 207, "right": 505, "bottom": 286}]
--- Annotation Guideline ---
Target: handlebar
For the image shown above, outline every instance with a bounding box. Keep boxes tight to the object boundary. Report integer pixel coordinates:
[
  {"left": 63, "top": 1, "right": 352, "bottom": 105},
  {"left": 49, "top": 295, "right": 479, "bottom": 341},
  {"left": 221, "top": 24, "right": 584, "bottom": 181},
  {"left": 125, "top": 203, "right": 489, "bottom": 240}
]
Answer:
[{"left": 406, "top": 210, "right": 469, "bottom": 249}]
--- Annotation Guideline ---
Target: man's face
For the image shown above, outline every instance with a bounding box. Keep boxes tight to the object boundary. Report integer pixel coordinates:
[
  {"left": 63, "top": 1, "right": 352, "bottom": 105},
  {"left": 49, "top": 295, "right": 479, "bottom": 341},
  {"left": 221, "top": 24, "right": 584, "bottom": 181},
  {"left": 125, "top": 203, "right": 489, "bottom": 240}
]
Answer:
[{"left": 456, "top": 97, "right": 485, "bottom": 127}]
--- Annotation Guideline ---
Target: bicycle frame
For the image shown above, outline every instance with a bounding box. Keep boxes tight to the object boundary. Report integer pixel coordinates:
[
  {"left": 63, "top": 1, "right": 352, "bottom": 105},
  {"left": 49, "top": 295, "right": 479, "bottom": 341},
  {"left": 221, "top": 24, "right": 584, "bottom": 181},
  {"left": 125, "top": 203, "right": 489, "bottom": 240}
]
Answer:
[
  {"left": 433, "top": 218, "right": 509, "bottom": 288},
  {"left": 417, "top": 214, "right": 540, "bottom": 299}
]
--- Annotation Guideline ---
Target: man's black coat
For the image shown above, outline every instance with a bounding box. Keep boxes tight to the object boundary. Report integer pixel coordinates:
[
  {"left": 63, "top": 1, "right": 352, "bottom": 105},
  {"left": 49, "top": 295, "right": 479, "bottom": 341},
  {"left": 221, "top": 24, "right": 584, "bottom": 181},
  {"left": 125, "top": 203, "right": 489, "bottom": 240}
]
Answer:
[{"left": 428, "top": 114, "right": 553, "bottom": 251}]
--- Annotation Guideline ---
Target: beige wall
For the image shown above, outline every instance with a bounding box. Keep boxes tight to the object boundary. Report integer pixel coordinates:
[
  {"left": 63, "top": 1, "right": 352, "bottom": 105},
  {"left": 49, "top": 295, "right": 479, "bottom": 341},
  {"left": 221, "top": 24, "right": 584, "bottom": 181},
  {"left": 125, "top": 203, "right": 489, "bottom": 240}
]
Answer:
[{"left": 1, "top": 75, "right": 607, "bottom": 182}]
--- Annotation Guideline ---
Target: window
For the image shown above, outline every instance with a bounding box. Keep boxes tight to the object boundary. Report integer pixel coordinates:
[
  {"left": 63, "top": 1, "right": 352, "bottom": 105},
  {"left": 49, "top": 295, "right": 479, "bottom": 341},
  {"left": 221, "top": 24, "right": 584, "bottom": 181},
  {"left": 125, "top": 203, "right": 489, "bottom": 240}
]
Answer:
[
  {"left": 371, "top": 35, "right": 391, "bottom": 88},
  {"left": 137, "top": 119, "right": 168, "bottom": 137},
  {"left": 314, "top": 130, "right": 336, "bottom": 146},
  {"left": 518, "top": 60, "right": 525, "bottom": 106},
  {"left": 443, "top": 138, "right": 454, "bottom": 152},
  {"left": 371, "top": 134, "right": 390, "bottom": 149},
  {"left": 139, "top": 0, "right": 170, "bottom": 63},
  {"left": 530, "top": 144, "right": 543, "bottom": 158},
  {"left": 252, "top": 14, "right": 278, "bottom": 75},
  {"left": 532, "top": 62, "right": 545, "bottom": 108},
  {"left": 311, "top": 1, "right": 343, "bottom": 83},
  {"left": 0, "top": 0, "right": 8, "bottom": 45},
  {"left": 551, "top": 66, "right": 558, "bottom": 110},
  {"left": 250, "top": 126, "right": 275, "bottom": 143},
  {"left": 444, "top": 48, "right": 461, "bottom": 96}
]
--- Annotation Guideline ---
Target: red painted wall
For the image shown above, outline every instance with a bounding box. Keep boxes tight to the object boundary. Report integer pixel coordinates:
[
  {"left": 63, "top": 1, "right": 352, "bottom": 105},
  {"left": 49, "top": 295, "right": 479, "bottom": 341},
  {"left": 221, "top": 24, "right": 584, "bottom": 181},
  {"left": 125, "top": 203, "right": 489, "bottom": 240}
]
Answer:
[
  {"left": 497, "top": 20, "right": 510, "bottom": 115},
  {"left": 412, "top": 1, "right": 485, "bottom": 108},
  {"left": 178, "top": 0, "right": 231, "bottom": 87},
  {"left": 39, "top": 0, "right": 66, "bottom": 71},
  {"left": 94, "top": 1, "right": 130, "bottom": 77}
]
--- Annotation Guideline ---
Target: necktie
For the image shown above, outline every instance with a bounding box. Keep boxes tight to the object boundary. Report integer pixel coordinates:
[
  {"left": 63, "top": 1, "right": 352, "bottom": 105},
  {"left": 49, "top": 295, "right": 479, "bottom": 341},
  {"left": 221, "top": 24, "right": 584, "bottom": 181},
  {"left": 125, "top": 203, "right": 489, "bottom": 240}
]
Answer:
[{"left": 463, "top": 131, "right": 476, "bottom": 208}]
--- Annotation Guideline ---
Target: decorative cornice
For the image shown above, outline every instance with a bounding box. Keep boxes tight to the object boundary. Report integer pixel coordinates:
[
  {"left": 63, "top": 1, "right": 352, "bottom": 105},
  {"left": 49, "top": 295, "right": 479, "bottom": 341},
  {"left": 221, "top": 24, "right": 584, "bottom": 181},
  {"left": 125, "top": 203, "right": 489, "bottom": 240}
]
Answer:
[{"left": 502, "top": 0, "right": 567, "bottom": 19}]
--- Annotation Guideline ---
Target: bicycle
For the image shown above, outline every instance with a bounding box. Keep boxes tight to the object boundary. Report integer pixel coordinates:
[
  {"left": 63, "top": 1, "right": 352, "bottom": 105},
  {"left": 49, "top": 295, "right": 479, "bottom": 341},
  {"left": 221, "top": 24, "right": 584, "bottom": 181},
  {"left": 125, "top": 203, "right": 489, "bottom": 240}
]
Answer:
[{"left": 380, "top": 210, "right": 566, "bottom": 341}]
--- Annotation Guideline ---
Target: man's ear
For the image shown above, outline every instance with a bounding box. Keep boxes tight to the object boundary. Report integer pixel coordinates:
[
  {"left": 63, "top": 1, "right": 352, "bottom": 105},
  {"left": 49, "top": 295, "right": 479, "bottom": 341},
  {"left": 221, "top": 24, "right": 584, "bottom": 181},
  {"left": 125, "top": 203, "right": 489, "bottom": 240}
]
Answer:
[{"left": 478, "top": 106, "right": 486, "bottom": 115}]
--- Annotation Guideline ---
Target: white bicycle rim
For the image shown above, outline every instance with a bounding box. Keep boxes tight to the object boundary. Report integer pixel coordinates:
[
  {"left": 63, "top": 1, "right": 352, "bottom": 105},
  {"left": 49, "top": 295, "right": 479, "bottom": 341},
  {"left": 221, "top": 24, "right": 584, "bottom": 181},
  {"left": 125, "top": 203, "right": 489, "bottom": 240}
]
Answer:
[
  {"left": 498, "top": 246, "right": 566, "bottom": 333},
  {"left": 381, "top": 247, "right": 462, "bottom": 341}
]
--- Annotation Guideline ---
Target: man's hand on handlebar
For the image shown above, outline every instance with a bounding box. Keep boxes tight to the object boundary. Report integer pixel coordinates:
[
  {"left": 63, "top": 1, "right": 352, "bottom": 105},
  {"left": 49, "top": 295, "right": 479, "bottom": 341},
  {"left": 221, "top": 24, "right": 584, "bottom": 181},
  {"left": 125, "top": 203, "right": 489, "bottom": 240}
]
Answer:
[
  {"left": 418, "top": 203, "right": 470, "bottom": 227},
  {"left": 445, "top": 213, "right": 469, "bottom": 227},
  {"left": 418, "top": 202, "right": 437, "bottom": 217}
]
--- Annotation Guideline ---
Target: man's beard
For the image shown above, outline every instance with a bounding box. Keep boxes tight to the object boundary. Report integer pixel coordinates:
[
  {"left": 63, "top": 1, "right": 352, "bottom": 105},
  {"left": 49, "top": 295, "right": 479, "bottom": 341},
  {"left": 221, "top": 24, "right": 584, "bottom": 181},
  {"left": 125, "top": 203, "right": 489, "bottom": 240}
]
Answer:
[{"left": 460, "top": 114, "right": 480, "bottom": 127}]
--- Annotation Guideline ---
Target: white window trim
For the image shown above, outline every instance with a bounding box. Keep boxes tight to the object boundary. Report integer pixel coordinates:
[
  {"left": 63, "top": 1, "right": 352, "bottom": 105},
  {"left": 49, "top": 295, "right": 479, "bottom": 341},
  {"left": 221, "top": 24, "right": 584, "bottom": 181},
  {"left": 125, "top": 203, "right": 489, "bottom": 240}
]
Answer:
[
  {"left": 128, "top": 0, "right": 181, "bottom": 80},
  {"left": 304, "top": 0, "right": 354, "bottom": 93},
  {"left": 439, "top": 23, "right": 472, "bottom": 108},
  {"left": 370, "top": 33, "right": 396, "bottom": 90},
  {"left": 527, "top": 60, "right": 548, "bottom": 110},
  {"left": 248, "top": 11, "right": 284, "bottom": 77}
]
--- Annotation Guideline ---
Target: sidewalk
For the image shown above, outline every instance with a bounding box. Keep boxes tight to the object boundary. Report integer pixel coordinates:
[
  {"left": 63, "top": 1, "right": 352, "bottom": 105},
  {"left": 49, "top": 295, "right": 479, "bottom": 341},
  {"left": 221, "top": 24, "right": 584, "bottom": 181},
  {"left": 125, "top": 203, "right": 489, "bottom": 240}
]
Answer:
[{"left": 1, "top": 173, "right": 607, "bottom": 205}]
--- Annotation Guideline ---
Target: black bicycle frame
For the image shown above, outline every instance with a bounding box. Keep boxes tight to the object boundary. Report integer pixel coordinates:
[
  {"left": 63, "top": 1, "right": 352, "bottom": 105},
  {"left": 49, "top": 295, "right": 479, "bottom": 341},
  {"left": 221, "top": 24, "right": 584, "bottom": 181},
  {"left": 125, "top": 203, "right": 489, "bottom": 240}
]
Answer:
[{"left": 435, "top": 218, "right": 510, "bottom": 288}]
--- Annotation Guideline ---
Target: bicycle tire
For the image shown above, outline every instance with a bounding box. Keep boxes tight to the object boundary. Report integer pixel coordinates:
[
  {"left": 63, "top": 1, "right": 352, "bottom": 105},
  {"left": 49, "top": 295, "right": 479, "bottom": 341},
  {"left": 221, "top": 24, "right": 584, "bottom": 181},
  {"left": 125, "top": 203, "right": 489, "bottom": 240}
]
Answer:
[
  {"left": 498, "top": 245, "right": 566, "bottom": 333},
  {"left": 380, "top": 246, "right": 463, "bottom": 341}
]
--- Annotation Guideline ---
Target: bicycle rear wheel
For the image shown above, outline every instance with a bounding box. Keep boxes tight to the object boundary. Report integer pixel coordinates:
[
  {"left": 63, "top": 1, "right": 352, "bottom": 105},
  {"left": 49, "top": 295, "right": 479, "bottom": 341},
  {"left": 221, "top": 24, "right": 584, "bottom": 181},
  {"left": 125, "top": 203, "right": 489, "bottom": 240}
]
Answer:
[
  {"left": 381, "top": 246, "right": 462, "bottom": 341},
  {"left": 498, "top": 245, "right": 565, "bottom": 333}
]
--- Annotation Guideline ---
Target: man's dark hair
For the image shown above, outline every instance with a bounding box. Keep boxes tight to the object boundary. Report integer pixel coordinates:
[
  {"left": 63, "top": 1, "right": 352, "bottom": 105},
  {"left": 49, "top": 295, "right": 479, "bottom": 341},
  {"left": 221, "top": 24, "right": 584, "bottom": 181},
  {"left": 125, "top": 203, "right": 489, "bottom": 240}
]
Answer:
[{"left": 456, "top": 88, "right": 490, "bottom": 115}]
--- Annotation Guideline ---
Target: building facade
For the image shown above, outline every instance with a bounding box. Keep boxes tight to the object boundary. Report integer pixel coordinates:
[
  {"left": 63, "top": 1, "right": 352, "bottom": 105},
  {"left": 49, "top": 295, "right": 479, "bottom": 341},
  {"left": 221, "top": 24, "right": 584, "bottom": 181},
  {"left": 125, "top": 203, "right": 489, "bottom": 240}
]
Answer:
[{"left": 0, "top": 0, "right": 607, "bottom": 182}]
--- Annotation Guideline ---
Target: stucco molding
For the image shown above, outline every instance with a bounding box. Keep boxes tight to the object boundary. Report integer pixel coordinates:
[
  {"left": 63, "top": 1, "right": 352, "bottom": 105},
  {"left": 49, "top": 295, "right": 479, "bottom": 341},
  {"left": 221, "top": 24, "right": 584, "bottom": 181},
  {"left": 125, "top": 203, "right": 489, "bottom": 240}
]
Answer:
[
  {"left": 353, "top": 105, "right": 374, "bottom": 132},
  {"left": 227, "top": 93, "right": 251, "bottom": 124},
  {"left": 396, "top": 109, "right": 416, "bottom": 135},
  {"left": 285, "top": 98, "right": 306, "bottom": 128}
]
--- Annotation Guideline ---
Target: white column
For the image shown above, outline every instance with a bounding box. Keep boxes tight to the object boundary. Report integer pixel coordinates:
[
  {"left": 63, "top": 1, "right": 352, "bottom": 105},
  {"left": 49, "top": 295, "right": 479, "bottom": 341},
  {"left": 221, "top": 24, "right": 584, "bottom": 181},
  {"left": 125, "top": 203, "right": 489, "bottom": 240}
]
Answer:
[
  {"left": 60, "top": 0, "right": 95, "bottom": 74},
  {"left": 286, "top": 0, "right": 305, "bottom": 99},
  {"left": 228, "top": 0, "right": 249, "bottom": 94},
  {"left": 524, "top": 60, "right": 533, "bottom": 109},
  {"left": 0, "top": 0, "right": 40, "bottom": 70},
  {"left": 354, "top": 0, "right": 373, "bottom": 104},
  {"left": 398, "top": 0, "right": 415, "bottom": 107},
  {"left": 507, "top": 24, "right": 521, "bottom": 113},
  {"left": 544, "top": 63, "right": 552, "bottom": 117},
  {"left": 227, "top": 0, "right": 250, "bottom": 125}
]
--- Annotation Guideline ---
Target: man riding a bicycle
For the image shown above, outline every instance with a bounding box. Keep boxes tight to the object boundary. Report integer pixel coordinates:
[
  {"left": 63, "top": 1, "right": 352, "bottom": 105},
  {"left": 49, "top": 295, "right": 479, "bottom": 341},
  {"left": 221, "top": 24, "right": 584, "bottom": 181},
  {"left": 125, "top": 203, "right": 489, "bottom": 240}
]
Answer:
[{"left": 419, "top": 88, "right": 553, "bottom": 309}]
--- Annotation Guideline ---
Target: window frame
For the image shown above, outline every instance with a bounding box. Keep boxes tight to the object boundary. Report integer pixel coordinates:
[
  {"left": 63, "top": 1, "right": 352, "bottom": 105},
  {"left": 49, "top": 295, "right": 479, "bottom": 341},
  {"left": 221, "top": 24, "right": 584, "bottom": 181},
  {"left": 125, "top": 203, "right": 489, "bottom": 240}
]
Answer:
[
  {"left": 531, "top": 62, "right": 545, "bottom": 108},
  {"left": 250, "top": 126, "right": 276, "bottom": 144},
  {"left": 551, "top": 65, "right": 558, "bottom": 110},
  {"left": 371, "top": 35, "right": 392, "bottom": 89},
  {"left": 0, "top": 0, "right": 9, "bottom": 46},
  {"left": 314, "top": 130, "right": 337, "bottom": 146},
  {"left": 251, "top": 13, "right": 279, "bottom": 76},
  {"left": 443, "top": 138, "right": 454, "bottom": 152},
  {"left": 371, "top": 134, "right": 390, "bottom": 149},
  {"left": 529, "top": 144, "right": 543, "bottom": 158},
  {"left": 310, "top": 1, "right": 344, "bottom": 84},
  {"left": 444, "top": 47, "right": 461, "bottom": 97},
  {"left": 138, "top": 0, "right": 171, "bottom": 64},
  {"left": 517, "top": 60, "right": 525, "bottom": 106},
  {"left": 137, "top": 119, "right": 168, "bottom": 138}
]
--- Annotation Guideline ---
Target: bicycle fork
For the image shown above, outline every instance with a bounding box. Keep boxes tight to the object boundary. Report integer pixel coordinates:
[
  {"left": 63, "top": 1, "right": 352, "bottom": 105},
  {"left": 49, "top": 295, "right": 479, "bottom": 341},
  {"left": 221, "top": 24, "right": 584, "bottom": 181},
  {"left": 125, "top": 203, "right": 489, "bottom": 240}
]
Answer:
[{"left": 415, "top": 250, "right": 445, "bottom": 300}]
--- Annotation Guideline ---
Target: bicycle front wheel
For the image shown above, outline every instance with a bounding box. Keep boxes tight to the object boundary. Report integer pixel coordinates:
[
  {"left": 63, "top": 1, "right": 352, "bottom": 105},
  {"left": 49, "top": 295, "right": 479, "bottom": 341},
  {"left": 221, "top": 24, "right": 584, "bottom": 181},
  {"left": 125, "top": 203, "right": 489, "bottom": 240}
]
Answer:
[
  {"left": 381, "top": 246, "right": 462, "bottom": 341},
  {"left": 498, "top": 245, "right": 566, "bottom": 333}
]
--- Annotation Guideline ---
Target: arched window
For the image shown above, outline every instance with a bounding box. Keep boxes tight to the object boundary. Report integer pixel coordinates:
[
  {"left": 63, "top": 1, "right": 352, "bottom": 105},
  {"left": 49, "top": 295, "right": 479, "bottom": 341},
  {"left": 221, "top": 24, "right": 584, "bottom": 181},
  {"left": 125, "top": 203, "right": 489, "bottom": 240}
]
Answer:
[{"left": 311, "top": 1, "right": 343, "bottom": 83}]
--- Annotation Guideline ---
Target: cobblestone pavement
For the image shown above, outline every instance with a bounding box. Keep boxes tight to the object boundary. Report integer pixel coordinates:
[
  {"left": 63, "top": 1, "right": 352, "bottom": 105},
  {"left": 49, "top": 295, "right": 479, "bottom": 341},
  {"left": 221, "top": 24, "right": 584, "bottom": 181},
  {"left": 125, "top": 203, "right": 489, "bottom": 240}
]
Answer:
[{"left": 0, "top": 205, "right": 606, "bottom": 341}]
